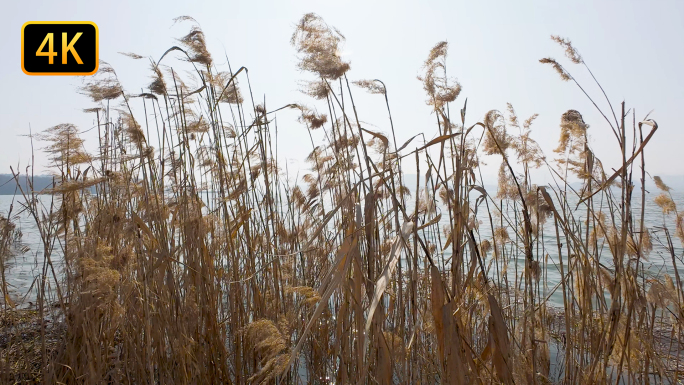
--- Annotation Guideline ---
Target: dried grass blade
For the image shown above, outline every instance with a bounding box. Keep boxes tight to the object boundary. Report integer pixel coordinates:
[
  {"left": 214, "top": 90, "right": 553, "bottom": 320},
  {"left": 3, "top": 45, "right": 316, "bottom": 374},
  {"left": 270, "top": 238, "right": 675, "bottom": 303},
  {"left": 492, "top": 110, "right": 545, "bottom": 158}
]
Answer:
[
  {"left": 361, "top": 127, "right": 389, "bottom": 149},
  {"left": 363, "top": 222, "right": 414, "bottom": 353},
  {"left": 431, "top": 265, "right": 446, "bottom": 363},
  {"left": 487, "top": 294, "right": 513, "bottom": 384},
  {"left": 417, "top": 134, "right": 462, "bottom": 152},
  {"left": 395, "top": 134, "right": 421, "bottom": 153},
  {"left": 417, "top": 214, "right": 441, "bottom": 231},
  {"left": 286, "top": 235, "right": 357, "bottom": 372}
]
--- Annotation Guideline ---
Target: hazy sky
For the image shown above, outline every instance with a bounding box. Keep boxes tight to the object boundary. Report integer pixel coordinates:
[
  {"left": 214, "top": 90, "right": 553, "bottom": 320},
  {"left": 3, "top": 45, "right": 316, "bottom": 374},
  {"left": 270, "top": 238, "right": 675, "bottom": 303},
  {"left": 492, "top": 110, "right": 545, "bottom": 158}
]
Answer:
[{"left": 1, "top": 0, "right": 683, "bottom": 185}]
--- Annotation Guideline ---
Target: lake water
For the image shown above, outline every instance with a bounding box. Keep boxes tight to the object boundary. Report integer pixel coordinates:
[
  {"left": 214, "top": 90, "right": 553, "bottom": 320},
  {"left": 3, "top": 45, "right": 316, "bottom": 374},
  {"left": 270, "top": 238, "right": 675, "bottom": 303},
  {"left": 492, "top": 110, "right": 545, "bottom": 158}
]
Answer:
[
  {"left": 1, "top": 188, "right": 683, "bottom": 308},
  {"left": 1, "top": 194, "right": 67, "bottom": 307}
]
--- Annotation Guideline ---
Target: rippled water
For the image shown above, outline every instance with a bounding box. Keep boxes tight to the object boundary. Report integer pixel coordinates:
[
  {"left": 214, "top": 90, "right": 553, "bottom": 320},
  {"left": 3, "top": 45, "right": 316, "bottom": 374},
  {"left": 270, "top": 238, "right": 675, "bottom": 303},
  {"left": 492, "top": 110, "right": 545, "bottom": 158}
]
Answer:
[
  {"left": 1, "top": 189, "right": 683, "bottom": 308},
  {"left": 1, "top": 195, "right": 66, "bottom": 307}
]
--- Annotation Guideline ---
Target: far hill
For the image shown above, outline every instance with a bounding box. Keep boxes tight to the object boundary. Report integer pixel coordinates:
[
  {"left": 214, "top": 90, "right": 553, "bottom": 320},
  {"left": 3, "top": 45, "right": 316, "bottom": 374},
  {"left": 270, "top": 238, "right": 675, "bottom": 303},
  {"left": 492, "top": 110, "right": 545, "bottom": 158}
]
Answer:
[{"left": 0, "top": 174, "right": 54, "bottom": 195}]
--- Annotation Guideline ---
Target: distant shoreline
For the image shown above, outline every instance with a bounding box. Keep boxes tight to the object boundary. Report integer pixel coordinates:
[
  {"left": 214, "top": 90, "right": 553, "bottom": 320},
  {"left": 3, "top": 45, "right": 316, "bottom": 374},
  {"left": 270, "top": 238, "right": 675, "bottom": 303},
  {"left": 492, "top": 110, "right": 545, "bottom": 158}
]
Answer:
[
  {"left": 0, "top": 174, "right": 55, "bottom": 195},
  {"left": 3, "top": 173, "right": 684, "bottom": 195}
]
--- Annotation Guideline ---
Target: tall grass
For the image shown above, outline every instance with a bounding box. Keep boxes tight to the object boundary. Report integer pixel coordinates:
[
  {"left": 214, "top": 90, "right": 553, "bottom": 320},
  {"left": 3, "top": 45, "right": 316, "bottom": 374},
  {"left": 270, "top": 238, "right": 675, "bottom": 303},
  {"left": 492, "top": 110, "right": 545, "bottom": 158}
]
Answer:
[
  {"left": 1, "top": 14, "right": 683, "bottom": 384},
  {"left": 1, "top": 210, "right": 21, "bottom": 307}
]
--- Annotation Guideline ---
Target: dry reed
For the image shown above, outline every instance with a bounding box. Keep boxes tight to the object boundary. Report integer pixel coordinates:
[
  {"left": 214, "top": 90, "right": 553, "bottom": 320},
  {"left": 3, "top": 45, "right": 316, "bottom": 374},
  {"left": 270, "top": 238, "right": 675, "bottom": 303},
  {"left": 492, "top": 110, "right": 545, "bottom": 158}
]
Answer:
[{"left": 1, "top": 15, "right": 682, "bottom": 385}]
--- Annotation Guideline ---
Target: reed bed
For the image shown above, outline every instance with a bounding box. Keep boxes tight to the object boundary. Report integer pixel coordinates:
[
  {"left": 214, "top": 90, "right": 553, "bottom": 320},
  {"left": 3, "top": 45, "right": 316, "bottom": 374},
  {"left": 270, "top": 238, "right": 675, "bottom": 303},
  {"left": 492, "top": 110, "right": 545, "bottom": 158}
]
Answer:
[{"left": 1, "top": 14, "right": 683, "bottom": 384}]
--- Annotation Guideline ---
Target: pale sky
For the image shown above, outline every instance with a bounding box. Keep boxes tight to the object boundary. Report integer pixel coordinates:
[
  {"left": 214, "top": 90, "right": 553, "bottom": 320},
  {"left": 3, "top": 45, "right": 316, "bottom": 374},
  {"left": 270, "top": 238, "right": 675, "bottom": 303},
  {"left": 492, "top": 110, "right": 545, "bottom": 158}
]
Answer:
[{"left": 1, "top": 0, "right": 683, "bottom": 185}]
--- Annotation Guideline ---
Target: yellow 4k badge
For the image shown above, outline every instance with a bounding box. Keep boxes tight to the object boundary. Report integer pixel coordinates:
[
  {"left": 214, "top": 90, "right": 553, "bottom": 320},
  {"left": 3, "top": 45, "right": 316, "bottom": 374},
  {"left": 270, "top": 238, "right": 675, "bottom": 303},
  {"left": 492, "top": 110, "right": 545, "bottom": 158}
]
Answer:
[{"left": 21, "top": 21, "right": 98, "bottom": 76}]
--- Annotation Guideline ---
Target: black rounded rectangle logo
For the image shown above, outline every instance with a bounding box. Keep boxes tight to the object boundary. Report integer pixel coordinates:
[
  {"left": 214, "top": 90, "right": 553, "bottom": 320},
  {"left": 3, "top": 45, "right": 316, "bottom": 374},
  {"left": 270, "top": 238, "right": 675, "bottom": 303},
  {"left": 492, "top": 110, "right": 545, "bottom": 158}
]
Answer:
[{"left": 22, "top": 21, "right": 98, "bottom": 76}]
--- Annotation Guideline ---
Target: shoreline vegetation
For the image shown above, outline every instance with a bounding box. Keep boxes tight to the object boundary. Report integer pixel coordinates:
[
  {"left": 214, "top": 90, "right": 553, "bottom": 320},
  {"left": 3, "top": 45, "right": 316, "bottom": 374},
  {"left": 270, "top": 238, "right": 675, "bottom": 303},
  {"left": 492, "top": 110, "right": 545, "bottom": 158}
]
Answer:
[{"left": 2, "top": 13, "right": 684, "bottom": 384}]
